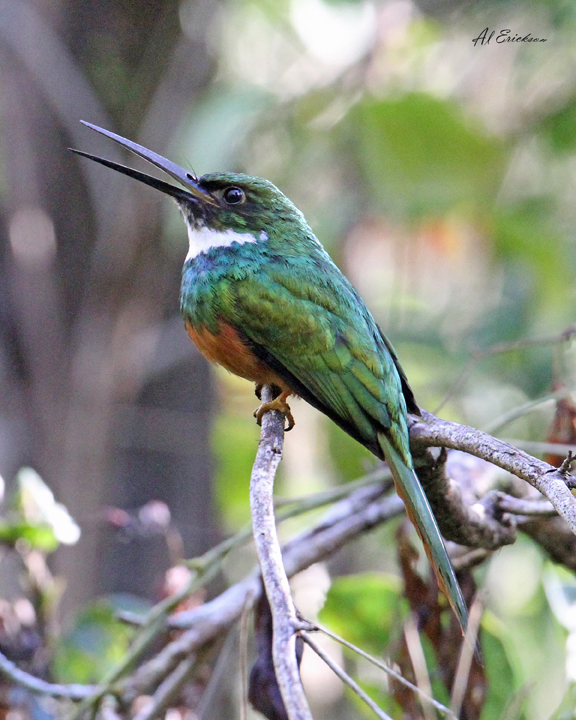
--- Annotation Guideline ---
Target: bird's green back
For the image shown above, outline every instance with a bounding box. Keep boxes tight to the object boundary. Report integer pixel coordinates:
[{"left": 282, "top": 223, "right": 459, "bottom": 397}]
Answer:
[{"left": 180, "top": 215, "right": 417, "bottom": 462}]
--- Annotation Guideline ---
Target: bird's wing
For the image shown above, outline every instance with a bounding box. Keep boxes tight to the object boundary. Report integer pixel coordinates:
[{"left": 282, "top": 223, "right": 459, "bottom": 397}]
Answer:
[{"left": 230, "top": 261, "right": 410, "bottom": 459}]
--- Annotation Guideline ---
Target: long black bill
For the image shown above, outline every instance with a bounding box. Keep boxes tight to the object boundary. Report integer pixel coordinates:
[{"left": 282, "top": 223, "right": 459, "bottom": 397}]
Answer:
[{"left": 70, "top": 121, "right": 217, "bottom": 206}]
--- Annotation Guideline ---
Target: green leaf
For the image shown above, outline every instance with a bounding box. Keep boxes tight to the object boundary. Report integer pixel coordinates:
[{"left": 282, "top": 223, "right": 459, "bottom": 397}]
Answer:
[
  {"left": 327, "top": 422, "right": 374, "bottom": 481},
  {"left": 213, "top": 409, "right": 261, "bottom": 529},
  {"left": 481, "top": 611, "right": 526, "bottom": 720},
  {"left": 52, "top": 597, "right": 141, "bottom": 684},
  {"left": 345, "top": 93, "right": 505, "bottom": 218},
  {"left": 319, "top": 572, "right": 404, "bottom": 654},
  {"left": 0, "top": 520, "right": 59, "bottom": 551},
  {"left": 491, "top": 203, "right": 571, "bottom": 307},
  {"left": 541, "top": 97, "right": 576, "bottom": 154}
]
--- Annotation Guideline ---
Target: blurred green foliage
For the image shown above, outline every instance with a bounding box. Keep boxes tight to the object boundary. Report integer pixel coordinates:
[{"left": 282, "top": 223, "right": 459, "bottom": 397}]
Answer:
[
  {"left": 213, "top": 406, "right": 262, "bottom": 528},
  {"left": 319, "top": 573, "right": 519, "bottom": 719},
  {"left": 348, "top": 93, "right": 506, "bottom": 218},
  {"left": 52, "top": 598, "right": 143, "bottom": 684},
  {"left": 541, "top": 99, "right": 576, "bottom": 154},
  {"left": 0, "top": 520, "right": 58, "bottom": 552},
  {"left": 480, "top": 613, "right": 522, "bottom": 719},
  {"left": 319, "top": 572, "right": 405, "bottom": 652},
  {"left": 327, "top": 421, "right": 373, "bottom": 481}
]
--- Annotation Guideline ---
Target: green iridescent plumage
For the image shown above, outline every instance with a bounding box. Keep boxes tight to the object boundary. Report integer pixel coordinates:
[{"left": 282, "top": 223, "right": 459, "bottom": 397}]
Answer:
[
  {"left": 181, "top": 230, "right": 412, "bottom": 460},
  {"left": 73, "top": 124, "right": 469, "bottom": 635}
]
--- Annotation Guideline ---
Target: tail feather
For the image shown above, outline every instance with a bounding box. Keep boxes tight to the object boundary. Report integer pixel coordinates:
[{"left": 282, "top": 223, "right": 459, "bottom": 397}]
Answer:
[{"left": 378, "top": 433, "right": 469, "bottom": 633}]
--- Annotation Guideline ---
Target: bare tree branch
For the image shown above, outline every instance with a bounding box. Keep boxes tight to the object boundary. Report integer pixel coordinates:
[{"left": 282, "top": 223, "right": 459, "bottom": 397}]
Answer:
[
  {"left": 496, "top": 495, "right": 556, "bottom": 516},
  {"left": 410, "top": 411, "right": 576, "bottom": 534},
  {"left": 122, "top": 487, "right": 404, "bottom": 701},
  {"left": 118, "top": 406, "right": 576, "bottom": 708},
  {"left": 4, "top": 406, "right": 576, "bottom": 715},
  {"left": 411, "top": 446, "right": 517, "bottom": 549},
  {"left": 249, "top": 385, "right": 312, "bottom": 720},
  {"left": 0, "top": 649, "right": 95, "bottom": 700}
]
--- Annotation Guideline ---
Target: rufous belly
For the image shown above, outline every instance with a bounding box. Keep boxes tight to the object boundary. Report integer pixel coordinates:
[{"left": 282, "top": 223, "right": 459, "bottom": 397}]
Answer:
[{"left": 186, "top": 320, "right": 292, "bottom": 392}]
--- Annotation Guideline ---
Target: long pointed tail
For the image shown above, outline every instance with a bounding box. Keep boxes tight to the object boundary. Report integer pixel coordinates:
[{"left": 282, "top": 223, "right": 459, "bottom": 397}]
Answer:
[{"left": 378, "top": 433, "right": 469, "bottom": 633}]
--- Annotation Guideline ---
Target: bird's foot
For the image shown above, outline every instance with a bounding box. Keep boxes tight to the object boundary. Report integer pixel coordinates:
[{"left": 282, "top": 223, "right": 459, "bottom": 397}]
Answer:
[{"left": 254, "top": 393, "right": 295, "bottom": 432}]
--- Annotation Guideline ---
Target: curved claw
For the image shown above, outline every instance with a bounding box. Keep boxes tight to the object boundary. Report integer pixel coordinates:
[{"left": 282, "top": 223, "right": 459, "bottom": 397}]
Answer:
[{"left": 254, "top": 396, "right": 295, "bottom": 432}]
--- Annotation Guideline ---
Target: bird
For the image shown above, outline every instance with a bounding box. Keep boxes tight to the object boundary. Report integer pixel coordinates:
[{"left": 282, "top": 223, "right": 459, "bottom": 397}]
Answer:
[{"left": 71, "top": 121, "right": 469, "bottom": 633}]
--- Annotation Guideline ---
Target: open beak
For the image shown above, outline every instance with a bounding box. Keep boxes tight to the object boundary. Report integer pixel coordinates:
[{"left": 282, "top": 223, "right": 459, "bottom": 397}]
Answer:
[{"left": 70, "top": 121, "right": 218, "bottom": 206}]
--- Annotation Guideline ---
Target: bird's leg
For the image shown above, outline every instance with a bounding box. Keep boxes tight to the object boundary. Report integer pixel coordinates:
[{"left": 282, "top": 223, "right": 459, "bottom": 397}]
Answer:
[
  {"left": 254, "top": 383, "right": 263, "bottom": 401},
  {"left": 254, "top": 388, "right": 295, "bottom": 432}
]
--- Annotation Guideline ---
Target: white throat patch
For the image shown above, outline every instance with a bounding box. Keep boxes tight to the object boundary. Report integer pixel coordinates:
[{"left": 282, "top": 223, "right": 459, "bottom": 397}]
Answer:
[{"left": 185, "top": 225, "right": 268, "bottom": 261}]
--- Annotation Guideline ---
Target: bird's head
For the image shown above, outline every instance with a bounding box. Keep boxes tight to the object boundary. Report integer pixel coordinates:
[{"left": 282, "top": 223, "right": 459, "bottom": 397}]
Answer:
[{"left": 71, "top": 123, "right": 308, "bottom": 254}]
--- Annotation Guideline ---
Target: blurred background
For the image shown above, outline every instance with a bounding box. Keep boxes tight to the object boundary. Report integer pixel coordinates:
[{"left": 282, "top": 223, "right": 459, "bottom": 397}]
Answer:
[{"left": 0, "top": 0, "right": 576, "bottom": 718}]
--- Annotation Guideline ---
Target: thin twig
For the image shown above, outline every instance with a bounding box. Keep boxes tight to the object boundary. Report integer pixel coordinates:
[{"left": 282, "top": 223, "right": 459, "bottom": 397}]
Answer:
[
  {"left": 404, "top": 617, "right": 435, "bottom": 720},
  {"left": 449, "top": 594, "right": 484, "bottom": 717},
  {"left": 239, "top": 592, "right": 253, "bottom": 720},
  {"left": 496, "top": 495, "right": 556, "bottom": 516},
  {"left": 306, "top": 621, "right": 456, "bottom": 718},
  {"left": 501, "top": 440, "right": 576, "bottom": 456},
  {"left": 482, "top": 387, "right": 575, "bottom": 435},
  {"left": 249, "top": 385, "right": 312, "bottom": 720},
  {"left": 434, "top": 324, "right": 576, "bottom": 414},
  {"left": 472, "top": 325, "right": 576, "bottom": 355},
  {"left": 451, "top": 548, "right": 491, "bottom": 571},
  {"left": 300, "top": 632, "right": 393, "bottom": 720},
  {"left": 0, "top": 649, "right": 95, "bottom": 700},
  {"left": 197, "top": 629, "right": 238, "bottom": 720},
  {"left": 274, "top": 467, "right": 392, "bottom": 507},
  {"left": 132, "top": 654, "right": 197, "bottom": 720},
  {"left": 560, "top": 451, "right": 575, "bottom": 474}
]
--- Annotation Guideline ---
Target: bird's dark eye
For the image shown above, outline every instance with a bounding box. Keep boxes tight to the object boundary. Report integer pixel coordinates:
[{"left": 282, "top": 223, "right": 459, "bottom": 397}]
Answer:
[{"left": 223, "top": 187, "right": 245, "bottom": 205}]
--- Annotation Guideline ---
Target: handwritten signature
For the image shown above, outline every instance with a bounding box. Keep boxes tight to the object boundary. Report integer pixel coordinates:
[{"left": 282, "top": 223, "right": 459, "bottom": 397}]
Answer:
[{"left": 472, "top": 28, "right": 547, "bottom": 46}]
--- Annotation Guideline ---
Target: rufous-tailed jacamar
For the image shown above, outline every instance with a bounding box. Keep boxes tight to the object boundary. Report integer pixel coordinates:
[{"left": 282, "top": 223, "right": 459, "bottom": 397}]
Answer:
[{"left": 71, "top": 121, "right": 468, "bottom": 632}]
